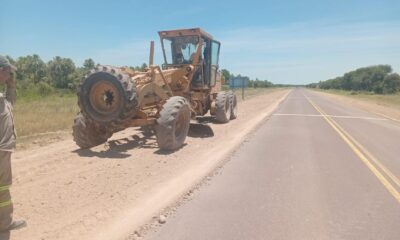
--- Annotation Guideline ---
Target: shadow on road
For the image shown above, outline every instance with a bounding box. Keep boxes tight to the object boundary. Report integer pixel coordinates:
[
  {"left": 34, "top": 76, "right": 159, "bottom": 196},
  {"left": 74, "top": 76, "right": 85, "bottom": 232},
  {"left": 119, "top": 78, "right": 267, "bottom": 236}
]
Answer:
[
  {"left": 72, "top": 122, "right": 215, "bottom": 158},
  {"left": 153, "top": 143, "right": 188, "bottom": 155},
  {"left": 0, "top": 231, "right": 10, "bottom": 240},
  {"left": 73, "top": 130, "right": 159, "bottom": 159},
  {"left": 188, "top": 123, "right": 214, "bottom": 138},
  {"left": 195, "top": 116, "right": 216, "bottom": 124}
]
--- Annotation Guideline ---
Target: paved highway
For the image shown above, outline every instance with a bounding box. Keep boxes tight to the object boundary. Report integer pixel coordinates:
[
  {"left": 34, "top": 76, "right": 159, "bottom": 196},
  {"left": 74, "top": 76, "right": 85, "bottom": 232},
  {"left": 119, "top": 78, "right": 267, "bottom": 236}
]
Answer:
[{"left": 146, "top": 88, "right": 400, "bottom": 240}]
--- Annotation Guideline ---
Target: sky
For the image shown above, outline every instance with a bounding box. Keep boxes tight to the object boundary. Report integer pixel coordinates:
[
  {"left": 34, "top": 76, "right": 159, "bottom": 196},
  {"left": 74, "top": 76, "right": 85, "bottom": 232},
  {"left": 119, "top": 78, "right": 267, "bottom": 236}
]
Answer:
[{"left": 0, "top": 0, "right": 399, "bottom": 84}]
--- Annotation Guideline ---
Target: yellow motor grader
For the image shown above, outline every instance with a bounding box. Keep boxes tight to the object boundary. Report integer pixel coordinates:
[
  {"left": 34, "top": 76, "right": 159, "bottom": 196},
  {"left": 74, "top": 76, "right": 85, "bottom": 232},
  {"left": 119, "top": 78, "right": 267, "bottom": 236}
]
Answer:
[{"left": 73, "top": 28, "right": 237, "bottom": 150}]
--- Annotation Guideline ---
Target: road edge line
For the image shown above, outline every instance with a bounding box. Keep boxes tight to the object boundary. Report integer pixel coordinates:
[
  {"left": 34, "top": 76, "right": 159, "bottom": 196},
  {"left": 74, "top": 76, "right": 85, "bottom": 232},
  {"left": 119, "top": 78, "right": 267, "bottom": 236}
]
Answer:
[
  {"left": 304, "top": 94, "right": 400, "bottom": 203},
  {"left": 96, "top": 89, "right": 292, "bottom": 240}
]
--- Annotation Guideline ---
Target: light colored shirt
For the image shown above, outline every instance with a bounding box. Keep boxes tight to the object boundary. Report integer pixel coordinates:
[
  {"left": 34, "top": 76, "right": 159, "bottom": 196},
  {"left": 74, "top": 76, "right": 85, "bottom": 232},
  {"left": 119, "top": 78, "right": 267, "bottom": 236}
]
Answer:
[{"left": 0, "top": 92, "right": 16, "bottom": 152}]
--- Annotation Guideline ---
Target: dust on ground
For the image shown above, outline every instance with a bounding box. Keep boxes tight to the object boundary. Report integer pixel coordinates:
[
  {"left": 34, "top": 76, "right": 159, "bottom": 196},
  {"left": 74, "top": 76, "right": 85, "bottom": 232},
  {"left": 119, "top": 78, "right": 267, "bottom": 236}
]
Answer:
[{"left": 6, "top": 89, "right": 290, "bottom": 240}]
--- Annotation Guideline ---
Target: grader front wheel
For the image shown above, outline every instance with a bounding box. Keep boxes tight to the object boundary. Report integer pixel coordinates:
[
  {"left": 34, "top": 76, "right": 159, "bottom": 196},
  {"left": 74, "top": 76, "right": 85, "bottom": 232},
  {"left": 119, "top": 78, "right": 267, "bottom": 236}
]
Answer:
[
  {"left": 155, "top": 96, "right": 191, "bottom": 150},
  {"left": 215, "top": 91, "right": 231, "bottom": 123},
  {"left": 228, "top": 91, "right": 238, "bottom": 120}
]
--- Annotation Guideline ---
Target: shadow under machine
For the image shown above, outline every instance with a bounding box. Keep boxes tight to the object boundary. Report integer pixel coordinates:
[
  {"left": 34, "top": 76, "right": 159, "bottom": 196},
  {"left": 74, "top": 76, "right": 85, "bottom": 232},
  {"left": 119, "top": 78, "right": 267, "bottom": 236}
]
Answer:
[{"left": 73, "top": 28, "right": 238, "bottom": 150}]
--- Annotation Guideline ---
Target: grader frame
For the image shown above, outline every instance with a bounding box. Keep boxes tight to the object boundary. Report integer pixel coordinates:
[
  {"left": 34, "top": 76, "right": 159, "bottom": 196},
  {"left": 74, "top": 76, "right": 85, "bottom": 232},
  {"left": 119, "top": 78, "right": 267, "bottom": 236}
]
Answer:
[{"left": 73, "top": 28, "right": 237, "bottom": 150}]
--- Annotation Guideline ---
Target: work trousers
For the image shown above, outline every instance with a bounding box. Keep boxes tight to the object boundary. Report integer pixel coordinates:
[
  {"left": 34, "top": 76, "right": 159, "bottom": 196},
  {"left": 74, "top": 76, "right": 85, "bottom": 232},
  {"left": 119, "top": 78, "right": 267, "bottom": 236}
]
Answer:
[{"left": 0, "top": 151, "right": 12, "bottom": 231}]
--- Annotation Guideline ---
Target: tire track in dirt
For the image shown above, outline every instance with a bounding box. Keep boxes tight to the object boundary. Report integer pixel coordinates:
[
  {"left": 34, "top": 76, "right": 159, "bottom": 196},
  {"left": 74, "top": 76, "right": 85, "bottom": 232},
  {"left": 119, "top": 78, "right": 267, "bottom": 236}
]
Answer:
[{"left": 8, "top": 89, "right": 290, "bottom": 240}]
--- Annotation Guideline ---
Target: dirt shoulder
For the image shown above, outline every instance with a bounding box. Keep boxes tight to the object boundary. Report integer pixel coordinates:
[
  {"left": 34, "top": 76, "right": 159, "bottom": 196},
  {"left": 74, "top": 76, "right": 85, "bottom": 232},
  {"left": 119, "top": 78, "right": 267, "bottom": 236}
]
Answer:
[
  {"left": 311, "top": 90, "right": 400, "bottom": 123},
  {"left": 8, "top": 89, "right": 290, "bottom": 240}
]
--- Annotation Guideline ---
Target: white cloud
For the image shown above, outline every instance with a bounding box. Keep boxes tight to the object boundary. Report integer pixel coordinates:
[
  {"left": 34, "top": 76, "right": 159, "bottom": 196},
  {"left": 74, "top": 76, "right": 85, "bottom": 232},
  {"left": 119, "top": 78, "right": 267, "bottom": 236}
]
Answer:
[
  {"left": 88, "top": 20, "right": 400, "bottom": 84},
  {"left": 217, "top": 21, "right": 400, "bottom": 84}
]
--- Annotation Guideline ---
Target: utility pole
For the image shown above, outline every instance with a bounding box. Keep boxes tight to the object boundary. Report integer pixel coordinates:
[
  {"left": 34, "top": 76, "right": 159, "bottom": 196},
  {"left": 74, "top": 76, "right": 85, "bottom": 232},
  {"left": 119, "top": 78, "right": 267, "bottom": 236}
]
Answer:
[{"left": 242, "top": 78, "right": 245, "bottom": 100}]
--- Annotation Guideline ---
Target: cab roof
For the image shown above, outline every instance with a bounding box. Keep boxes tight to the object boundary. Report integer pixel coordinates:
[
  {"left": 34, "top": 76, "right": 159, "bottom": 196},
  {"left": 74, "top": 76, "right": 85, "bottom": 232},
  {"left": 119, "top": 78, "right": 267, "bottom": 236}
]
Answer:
[{"left": 158, "top": 28, "right": 214, "bottom": 40}]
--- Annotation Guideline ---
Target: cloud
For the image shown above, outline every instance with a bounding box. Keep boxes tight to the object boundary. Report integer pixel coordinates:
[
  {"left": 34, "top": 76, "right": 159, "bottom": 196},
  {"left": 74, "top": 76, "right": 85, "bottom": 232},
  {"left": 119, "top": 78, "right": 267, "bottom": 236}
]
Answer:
[
  {"left": 88, "top": 20, "right": 400, "bottom": 84},
  {"left": 217, "top": 20, "right": 400, "bottom": 84}
]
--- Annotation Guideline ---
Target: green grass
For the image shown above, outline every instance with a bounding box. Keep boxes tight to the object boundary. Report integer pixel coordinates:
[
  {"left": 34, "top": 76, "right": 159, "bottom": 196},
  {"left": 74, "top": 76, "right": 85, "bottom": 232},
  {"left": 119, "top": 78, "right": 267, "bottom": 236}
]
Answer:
[
  {"left": 9, "top": 87, "right": 282, "bottom": 139},
  {"left": 314, "top": 89, "right": 400, "bottom": 110},
  {"left": 13, "top": 92, "right": 78, "bottom": 137}
]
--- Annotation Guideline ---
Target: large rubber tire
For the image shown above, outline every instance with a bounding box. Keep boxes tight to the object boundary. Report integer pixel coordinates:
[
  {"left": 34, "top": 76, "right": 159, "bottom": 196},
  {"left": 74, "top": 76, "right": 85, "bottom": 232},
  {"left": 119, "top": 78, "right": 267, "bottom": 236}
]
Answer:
[
  {"left": 78, "top": 66, "right": 138, "bottom": 126},
  {"left": 155, "top": 96, "right": 191, "bottom": 150},
  {"left": 72, "top": 113, "right": 112, "bottom": 149},
  {"left": 228, "top": 91, "right": 238, "bottom": 120},
  {"left": 215, "top": 91, "right": 231, "bottom": 123}
]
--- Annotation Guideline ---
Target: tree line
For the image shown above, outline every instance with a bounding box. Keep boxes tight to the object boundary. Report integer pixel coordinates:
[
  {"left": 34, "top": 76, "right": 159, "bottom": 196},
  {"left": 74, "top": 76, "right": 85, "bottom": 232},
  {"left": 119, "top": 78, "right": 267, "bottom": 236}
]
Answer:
[
  {"left": 307, "top": 65, "right": 400, "bottom": 94},
  {"left": 4, "top": 54, "right": 275, "bottom": 97},
  {"left": 221, "top": 69, "right": 274, "bottom": 88},
  {"left": 4, "top": 54, "right": 148, "bottom": 96}
]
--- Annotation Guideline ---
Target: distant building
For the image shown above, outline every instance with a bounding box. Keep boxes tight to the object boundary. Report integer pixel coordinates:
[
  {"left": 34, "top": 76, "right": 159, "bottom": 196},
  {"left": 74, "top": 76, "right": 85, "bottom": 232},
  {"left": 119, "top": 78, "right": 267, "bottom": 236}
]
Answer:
[{"left": 230, "top": 76, "right": 248, "bottom": 88}]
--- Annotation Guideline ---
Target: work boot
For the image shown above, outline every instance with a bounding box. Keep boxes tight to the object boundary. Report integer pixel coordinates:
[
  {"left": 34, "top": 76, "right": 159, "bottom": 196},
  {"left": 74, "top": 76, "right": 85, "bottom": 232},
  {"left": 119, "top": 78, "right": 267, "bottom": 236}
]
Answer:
[{"left": 2, "top": 220, "right": 26, "bottom": 232}]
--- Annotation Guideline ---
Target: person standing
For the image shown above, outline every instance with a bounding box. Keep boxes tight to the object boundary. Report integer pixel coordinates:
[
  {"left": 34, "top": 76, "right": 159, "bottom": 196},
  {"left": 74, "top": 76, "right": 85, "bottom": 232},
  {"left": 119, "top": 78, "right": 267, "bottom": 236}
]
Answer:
[{"left": 0, "top": 55, "right": 26, "bottom": 233}]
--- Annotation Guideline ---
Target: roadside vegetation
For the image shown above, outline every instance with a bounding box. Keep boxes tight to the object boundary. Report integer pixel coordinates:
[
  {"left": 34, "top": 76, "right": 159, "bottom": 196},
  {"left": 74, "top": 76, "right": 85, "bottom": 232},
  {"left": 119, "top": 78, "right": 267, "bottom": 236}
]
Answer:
[
  {"left": 230, "top": 88, "right": 285, "bottom": 102},
  {"left": 3, "top": 54, "right": 282, "bottom": 142},
  {"left": 307, "top": 65, "right": 400, "bottom": 108},
  {"left": 307, "top": 65, "right": 400, "bottom": 94},
  {"left": 14, "top": 91, "right": 77, "bottom": 137},
  {"left": 314, "top": 89, "right": 400, "bottom": 111},
  {"left": 12, "top": 87, "right": 279, "bottom": 143}
]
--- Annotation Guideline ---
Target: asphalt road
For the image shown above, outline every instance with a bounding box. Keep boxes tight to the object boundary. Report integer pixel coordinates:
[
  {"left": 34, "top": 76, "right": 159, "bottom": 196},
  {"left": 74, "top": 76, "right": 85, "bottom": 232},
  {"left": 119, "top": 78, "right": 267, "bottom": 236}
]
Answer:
[{"left": 146, "top": 88, "right": 400, "bottom": 240}]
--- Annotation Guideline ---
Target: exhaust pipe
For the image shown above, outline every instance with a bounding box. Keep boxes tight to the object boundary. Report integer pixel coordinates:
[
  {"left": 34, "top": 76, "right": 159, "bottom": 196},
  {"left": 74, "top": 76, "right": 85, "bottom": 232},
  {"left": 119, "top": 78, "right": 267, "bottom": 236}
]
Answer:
[{"left": 149, "top": 41, "right": 154, "bottom": 66}]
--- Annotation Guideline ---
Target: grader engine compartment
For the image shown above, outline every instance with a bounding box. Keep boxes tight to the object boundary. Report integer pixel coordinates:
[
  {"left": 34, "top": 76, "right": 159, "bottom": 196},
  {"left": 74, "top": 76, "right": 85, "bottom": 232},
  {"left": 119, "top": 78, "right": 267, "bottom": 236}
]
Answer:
[{"left": 73, "top": 28, "right": 238, "bottom": 150}]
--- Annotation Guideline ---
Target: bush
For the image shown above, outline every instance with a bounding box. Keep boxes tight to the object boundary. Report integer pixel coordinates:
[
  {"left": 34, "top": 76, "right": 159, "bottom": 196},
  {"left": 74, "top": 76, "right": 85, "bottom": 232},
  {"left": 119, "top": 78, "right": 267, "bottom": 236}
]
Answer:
[
  {"left": 36, "top": 82, "right": 54, "bottom": 96},
  {"left": 315, "top": 65, "right": 400, "bottom": 94}
]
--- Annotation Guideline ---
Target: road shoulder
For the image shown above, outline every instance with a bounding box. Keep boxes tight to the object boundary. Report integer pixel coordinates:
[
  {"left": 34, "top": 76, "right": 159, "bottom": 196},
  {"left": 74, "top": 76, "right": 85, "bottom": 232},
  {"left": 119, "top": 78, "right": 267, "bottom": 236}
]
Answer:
[
  {"left": 10, "top": 89, "right": 290, "bottom": 240},
  {"left": 310, "top": 90, "right": 400, "bottom": 123}
]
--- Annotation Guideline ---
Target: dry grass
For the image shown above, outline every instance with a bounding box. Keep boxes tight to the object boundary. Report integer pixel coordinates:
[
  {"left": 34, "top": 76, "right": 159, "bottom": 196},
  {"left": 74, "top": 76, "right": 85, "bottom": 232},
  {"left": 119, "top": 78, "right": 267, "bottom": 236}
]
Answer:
[
  {"left": 13, "top": 94, "right": 79, "bottom": 138},
  {"left": 232, "top": 87, "right": 287, "bottom": 102},
  {"left": 10, "top": 87, "right": 285, "bottom": 148},
  {"left": 315, "top": 89, "right": 400, "bottom": 111},
  {"left": 12, "top": 87, "right": 284, "bottom": 137}
]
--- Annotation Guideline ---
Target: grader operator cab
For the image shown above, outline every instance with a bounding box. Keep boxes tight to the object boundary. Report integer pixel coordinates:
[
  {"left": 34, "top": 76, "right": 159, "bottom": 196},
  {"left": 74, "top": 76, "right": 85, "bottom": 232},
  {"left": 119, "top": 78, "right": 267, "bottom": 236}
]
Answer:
[
  {"left": 160, "top": 29, "right": 219, "bottom": 90},
  {"left": 73, "top": 28, "right": 237, "bottom": 150}
]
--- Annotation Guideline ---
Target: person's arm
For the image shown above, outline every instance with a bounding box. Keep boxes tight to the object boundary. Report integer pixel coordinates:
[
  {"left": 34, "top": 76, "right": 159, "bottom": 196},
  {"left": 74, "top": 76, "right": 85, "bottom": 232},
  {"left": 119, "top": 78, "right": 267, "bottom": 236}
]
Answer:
[{"left": 5, "top": 75, "right": 16, "bottom": 106}]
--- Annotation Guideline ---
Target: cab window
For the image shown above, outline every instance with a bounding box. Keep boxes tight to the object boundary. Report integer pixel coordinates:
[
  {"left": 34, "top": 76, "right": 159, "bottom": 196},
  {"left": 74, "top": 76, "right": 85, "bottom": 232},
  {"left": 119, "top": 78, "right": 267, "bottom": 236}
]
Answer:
[{"left": 211, "top": 41, "right": 220, "bottom": 66}]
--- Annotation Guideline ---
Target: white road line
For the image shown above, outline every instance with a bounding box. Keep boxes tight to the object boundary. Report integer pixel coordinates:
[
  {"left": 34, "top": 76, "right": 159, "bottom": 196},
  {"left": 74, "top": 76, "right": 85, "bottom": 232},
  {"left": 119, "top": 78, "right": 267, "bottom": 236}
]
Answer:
[
  {"left": 371, "top": 112, "right": 400, "bottom": 123},
  {"left": 273, "top": 113, "right": 387, "bottom": 121}
]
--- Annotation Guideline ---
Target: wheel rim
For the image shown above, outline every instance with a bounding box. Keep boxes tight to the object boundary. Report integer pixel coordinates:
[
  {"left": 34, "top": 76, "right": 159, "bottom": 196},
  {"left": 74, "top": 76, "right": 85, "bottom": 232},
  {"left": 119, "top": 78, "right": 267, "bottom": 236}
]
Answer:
[{"left": 89, "top": 80, "right": 122, "bottom": 116}]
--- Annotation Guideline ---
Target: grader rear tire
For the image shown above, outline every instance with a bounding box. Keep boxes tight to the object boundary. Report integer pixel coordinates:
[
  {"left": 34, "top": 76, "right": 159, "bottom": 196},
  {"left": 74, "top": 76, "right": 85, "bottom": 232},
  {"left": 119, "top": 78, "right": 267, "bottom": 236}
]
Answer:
[
  {"left": 215, "top": 91, "right": 231, "bottom": 123},
  {"left": 155, "top": 96, "right": 191, "bottom": 150},
  {"left": 72, "top": 113, "right": 111, "bottom": 149},
  {"left": 228, "top": 91, "right": 238, "bottom": 120}
]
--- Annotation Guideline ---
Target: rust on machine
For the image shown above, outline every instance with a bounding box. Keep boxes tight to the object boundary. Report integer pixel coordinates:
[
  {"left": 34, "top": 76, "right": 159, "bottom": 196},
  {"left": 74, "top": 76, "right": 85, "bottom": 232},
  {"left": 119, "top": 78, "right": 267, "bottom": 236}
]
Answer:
[
  {"left": 73, "top": 28, "right": 238, "bottom": 151},
  {"left": 158, "top": 28, "right": 214, "bottom": 40}
]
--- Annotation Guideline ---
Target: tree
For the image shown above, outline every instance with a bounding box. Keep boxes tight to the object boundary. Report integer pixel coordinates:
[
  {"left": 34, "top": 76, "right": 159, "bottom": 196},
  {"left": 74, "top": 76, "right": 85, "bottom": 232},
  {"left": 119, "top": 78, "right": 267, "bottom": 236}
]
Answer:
[
  {"left": 48, "top": 56, "right": 76, "bottom": 88},
  {"left": 249, "top": 78, "right": 273, "bottom": 88},
  {"left": 221, "top": 69, "right": 231, "bottom": 84},
  {"left": 83, "top": 58, "right": 95, "bottom": 70},
  {"left": 5, "top": 55, "right": 15, "bottom": 66},
  {"left": 383, "top": 73, "right": 400, "bottom": 94},
  {"left": 15, "top": 54, "right": 47, "bottom": 84},
  {"left": 140, "top": 63, "right": 148, "bottom": 71},
  {"left": 129, "top": 63, "right": 148, "bottom": 72},
  {"left": 314, "top": 65, "right": 399, "bottom": 94}
]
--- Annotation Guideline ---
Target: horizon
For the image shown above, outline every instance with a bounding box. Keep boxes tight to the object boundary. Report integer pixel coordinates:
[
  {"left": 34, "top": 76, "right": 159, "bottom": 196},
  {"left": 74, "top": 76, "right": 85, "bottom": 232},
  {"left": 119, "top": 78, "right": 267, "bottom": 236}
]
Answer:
[{"left": 1, "top": 0, "right": 399, "bottom": 85}]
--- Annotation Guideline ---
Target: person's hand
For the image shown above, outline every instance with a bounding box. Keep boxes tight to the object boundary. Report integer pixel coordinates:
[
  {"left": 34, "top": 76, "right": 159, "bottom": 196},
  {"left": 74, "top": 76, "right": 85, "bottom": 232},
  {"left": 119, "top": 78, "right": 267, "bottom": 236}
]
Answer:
[
  {"left": 0, "top": 69, "right": 7, "bottom": 85},
  {"left": 6, "top": 71, "right": 16, "bottom": 88}
]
